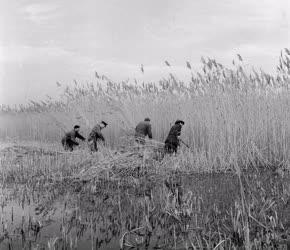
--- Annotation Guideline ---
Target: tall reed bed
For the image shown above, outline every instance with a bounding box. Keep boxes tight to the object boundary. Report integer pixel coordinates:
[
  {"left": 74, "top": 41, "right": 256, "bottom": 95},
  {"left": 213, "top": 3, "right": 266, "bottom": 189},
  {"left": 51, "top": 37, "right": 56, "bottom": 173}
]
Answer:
[{"left": 1, "top": 50, "right": 290, "bottom": 170}]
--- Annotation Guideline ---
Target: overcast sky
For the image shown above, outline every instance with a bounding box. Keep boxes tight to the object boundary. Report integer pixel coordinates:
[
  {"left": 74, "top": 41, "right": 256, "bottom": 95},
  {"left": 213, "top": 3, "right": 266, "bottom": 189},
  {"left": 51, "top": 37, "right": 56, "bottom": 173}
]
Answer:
[{"left": 0, "top": 0, "right": 289, "bottom": 105}]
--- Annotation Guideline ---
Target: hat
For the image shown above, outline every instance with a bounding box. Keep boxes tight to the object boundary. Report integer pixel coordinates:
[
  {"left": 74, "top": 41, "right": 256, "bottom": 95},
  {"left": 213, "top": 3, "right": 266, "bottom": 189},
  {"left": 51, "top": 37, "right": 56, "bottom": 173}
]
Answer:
[
  {"left": 101, "top": 121, "right": 108, "bottom": 127},
  {"left": 175, "top": 120, "right": 185, "bottom": 125},
  {"left": 74, "top": 125, "right": 80, "bottom": 129},
  {"left": 144, "top": 117, "right": 150, "bottom": 122}
]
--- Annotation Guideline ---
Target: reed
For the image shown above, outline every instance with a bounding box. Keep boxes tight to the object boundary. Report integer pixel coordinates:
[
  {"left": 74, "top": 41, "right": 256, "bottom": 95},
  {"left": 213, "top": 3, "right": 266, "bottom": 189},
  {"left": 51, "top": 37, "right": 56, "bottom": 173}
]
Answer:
[{"left": 1, "top": 50, "right": 290, "bottom": 171}]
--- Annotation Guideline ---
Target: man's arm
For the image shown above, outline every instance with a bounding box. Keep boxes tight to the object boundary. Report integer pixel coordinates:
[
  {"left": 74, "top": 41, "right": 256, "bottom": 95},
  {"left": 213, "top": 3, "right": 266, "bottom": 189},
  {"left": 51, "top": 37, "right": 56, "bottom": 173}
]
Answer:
[
  {"left": 97, "top": 132, "right": 105, "bottom": 142},
  {"left": 68, "top": 135, "right": 79, "bottom": 145},
  {"left": 176, "top": 125, "right": 181, "bottom": 136},
  {"left": 71, "top": 140, "right": 79, "bottom": 146},
  {"left": 75, "top": 132, "right": 85, "bottom": 141},
  {"left": 147, "top": 124, "right": 153, "bottom": 139},
  {"left": 176, "top": 125, "right": 182, "bottom": 146}
]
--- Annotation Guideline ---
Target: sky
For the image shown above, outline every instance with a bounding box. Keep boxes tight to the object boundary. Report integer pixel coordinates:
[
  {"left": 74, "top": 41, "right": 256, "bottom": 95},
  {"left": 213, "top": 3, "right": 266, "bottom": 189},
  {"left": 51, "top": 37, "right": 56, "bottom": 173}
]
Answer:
[{"left": 0, "top": 0, "right": 289, "bottom": 105}]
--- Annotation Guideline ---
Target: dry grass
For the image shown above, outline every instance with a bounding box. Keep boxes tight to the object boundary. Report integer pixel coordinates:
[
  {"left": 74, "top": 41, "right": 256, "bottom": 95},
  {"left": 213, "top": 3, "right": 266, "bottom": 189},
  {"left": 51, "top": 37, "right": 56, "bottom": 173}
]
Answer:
[
  {"left": 0, "top": 143, "right": 290, "bottom": 249},
  {"left": 1, "top": 51, "right": 290, "bottom": 171},
  {"left": 1, "top": 50, "right": 290, "bottom": 248}
]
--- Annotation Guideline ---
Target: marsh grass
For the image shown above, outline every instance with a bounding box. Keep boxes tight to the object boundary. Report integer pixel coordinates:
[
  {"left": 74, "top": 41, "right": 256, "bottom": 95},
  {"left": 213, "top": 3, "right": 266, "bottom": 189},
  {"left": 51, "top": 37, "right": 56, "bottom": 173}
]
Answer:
[
  {"left": 1, "top": 50, "right": 290, "bottom": 249},
  {"left": 1, "top": 50, "right": 290, "bottom": 171},
  {"left": 0, "top": 144, "right": 290, "bottom": 249}
]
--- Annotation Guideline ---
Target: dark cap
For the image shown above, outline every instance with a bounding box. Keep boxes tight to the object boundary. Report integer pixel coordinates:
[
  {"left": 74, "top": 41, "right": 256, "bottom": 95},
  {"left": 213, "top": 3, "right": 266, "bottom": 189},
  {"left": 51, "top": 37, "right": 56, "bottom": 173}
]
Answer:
[
  {"left": 101, "top": 121, "right": 108, "bottom": 127},
  {"left": 74, "top": 125, "right": 80, "bottom": 129},
  {"left": 175, "top": 120, "right": 185, "bottom": 125},
  {"left": 144, "top": 117, "right": 150, "bottom": 122}
]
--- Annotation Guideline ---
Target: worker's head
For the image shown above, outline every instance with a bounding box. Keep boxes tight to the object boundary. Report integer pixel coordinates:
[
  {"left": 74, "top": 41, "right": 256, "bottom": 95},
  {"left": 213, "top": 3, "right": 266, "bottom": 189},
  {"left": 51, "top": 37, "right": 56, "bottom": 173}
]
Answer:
[
  {"left": 100, "top": 121, "right": 108, "bottom": 129},
  {"left": 175, "top": 120, "right": 185, "bottom": 126},
  {"left": 144, "top": 117, "right": 150, "bottom": 122},
  {"left": 74, "top": 125, "right": 80, "bottom": 132}
]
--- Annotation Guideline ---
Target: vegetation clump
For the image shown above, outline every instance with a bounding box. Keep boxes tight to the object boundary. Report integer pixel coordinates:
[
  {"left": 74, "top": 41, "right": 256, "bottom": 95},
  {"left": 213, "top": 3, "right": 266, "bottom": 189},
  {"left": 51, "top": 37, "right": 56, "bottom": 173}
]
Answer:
[{"left": 1, "top": 50, "right": 290, "bottom": 249}]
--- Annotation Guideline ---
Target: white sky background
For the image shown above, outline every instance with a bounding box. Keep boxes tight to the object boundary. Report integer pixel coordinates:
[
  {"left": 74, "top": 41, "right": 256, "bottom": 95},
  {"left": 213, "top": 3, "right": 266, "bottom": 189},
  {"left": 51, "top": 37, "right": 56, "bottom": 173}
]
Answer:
[{"left": 0, "top": 0, "right": 289, "bottom": 105}]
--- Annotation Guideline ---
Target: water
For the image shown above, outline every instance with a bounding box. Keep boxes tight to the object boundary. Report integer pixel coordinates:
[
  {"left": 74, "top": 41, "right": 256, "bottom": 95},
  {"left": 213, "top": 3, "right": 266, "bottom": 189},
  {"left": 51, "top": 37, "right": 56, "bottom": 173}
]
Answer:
[{"left": 1, "top": 144, "right": 290, "bottom": 249}]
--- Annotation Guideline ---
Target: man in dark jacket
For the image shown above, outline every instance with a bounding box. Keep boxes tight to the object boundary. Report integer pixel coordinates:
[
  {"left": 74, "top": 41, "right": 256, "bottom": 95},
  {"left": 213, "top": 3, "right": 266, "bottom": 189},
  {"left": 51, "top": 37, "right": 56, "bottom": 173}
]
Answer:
[
  {"left": 135, "top": 118, "right": 153, "bottom": 145},
  {"left": 164, "top": 120, "right": 185, "bottom": 154},
  {"left": 61, "top": 125, "right": 85, "bottom": 151},
  {"left": 88, "top": 121, "right": 108, "bottom": 152}
]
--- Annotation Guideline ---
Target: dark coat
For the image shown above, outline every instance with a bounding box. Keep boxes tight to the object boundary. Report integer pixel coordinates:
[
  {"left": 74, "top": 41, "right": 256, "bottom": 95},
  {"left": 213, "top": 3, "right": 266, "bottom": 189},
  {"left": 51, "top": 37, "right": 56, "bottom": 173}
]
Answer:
[
  {"left": 61, "top": 130, "right": 85, "bottom": 151},
  {"left": 62, "top": 130, "right": 85, "bottom": 144},
  {"left": 88, "top": 125, "right": 105, "bottom": 152},
  {"left": 88, "top": 125, "right": 105, "bottom": 142},
  {"left": 164, "top": 124, "right": 182, "bottom": 153},
  {"left": 135, "top": 121, "right": 153, "bottom": 139}
]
